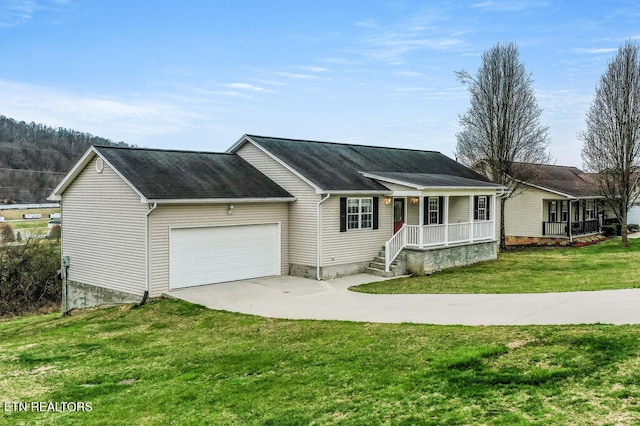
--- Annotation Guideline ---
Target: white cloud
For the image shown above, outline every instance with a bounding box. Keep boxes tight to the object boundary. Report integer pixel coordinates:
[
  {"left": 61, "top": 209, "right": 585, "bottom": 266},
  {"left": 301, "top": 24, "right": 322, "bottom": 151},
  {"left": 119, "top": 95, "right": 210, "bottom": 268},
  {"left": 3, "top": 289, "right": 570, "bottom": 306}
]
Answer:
[
  {"left": 472, "top": 1, "right": 548, "bottom": 12},
  {"left": 0, "top": 0, "right": 36, "bottom": 27},
  {"left": 0, "top": 79, "right": 201, "bottom": 144},
  {"left": 224, "top": 82, "right": 271, "bottom": 92},
  {"left": 274, "top": 71, "right": 319, "bottom": 80},
  {"left": 572, "top": 47, "right": 619, "bottom": 54},
  {"left": 0, "top": 0, "right": 70, "bottom": 28}
]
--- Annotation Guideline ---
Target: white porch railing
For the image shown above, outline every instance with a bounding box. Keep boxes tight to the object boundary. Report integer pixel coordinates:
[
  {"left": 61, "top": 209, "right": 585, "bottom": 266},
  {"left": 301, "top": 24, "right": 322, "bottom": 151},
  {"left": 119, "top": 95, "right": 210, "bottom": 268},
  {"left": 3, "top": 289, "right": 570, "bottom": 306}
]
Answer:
[
  {"left": 384, "top": 221, "right": 495, "bottom": 272},
  {"left": 385, "top": 224, "right": 406, "bottom": 272}
]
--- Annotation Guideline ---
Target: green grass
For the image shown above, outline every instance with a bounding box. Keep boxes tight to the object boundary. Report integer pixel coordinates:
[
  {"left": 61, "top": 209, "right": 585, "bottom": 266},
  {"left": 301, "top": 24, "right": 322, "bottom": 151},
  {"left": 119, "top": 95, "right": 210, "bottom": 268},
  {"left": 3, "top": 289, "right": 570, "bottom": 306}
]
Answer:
[
  {"left": 352, "top": 237, "right": 640, "bottom": 294},
  {"left": 2, "top": 299, "right": 640, "bottom": 425}
]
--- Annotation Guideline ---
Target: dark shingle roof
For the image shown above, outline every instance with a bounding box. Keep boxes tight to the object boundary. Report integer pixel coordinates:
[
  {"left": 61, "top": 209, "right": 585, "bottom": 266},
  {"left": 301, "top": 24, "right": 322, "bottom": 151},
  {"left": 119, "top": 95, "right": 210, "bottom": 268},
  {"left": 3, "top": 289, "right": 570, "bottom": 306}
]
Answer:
[
  {"left": 512, "top": 163, "right": 600, "bottom": 198},
  {"left": 95, "top": 146, "right": 293, "bottom": 201},
  {"left": 242, "top": 135, "right": 494, "bottom": 191}
]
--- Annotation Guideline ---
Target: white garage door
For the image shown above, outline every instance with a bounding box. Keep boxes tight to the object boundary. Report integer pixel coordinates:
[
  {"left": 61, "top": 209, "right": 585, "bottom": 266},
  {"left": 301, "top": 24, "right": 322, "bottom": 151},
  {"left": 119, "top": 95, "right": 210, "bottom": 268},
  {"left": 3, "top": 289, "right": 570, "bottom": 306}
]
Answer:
[{"left": 170, "top": 223, "right": 280, "bottom": 289}]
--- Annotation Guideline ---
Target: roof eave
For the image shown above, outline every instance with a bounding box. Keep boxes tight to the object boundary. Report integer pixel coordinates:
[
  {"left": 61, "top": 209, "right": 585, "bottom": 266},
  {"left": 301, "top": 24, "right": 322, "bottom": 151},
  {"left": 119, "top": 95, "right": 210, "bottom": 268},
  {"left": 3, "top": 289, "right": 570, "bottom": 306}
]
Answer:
[
  {"left": 360, "top": 171, "right": 504, "bottom": 192},
  {"left": 144, "top": 197, "right": 296, "bottom": 204}
]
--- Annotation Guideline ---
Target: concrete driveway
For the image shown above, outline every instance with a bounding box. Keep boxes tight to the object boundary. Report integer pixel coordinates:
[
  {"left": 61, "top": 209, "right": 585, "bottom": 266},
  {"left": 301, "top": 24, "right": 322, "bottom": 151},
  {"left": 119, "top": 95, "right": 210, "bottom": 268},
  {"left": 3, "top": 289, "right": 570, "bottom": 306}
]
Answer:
[{"left": 169, "top": 274, "right": 640, "bottom": 325}]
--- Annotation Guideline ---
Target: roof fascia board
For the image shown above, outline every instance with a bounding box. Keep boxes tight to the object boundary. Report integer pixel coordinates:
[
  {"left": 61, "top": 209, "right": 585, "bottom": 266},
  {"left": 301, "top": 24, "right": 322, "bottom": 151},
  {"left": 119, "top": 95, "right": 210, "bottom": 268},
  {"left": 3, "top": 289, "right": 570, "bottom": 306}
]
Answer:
[
  {"left": 359, "top": 172, "right": 424, "bottom": 190},
  {"left": 145, "top": 197, "right": 296, "bottom": 204},
  {"left": 228, "top": 135, "right": 323, "bottom": 193},
  {"left": 320, "top": 190, "right": 391, "bottom": 195},
  {"left": 48, "top": 147, "right": 98, "bottom": 201},
  {"left": 360, "top": 172, "right": 503, "bottom": 191},
  {"left": 515, "top": 179, "right": 577, "bottom": 199},
  {"left": 49, "top": 146, "right": 149, "bottom": 203}
]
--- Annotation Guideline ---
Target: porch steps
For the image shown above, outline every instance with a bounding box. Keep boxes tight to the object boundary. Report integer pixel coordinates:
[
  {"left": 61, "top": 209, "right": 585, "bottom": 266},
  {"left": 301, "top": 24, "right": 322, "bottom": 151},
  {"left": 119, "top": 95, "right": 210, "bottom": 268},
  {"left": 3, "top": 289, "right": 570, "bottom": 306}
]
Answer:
[{"left": 365, "top": 247, "right": 407, "bottom": 278}]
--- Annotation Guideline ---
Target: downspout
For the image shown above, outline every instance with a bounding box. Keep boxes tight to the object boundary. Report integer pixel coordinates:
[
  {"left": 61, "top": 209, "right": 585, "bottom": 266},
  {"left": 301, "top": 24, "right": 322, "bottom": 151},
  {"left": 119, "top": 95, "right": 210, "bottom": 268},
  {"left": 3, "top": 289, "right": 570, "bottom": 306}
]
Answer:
[
  {"left": 142, "top": 202, "right": 158, "bottom": 305},
  {"left": 316, "top": 194, "right": 331, "bottom": 280}
]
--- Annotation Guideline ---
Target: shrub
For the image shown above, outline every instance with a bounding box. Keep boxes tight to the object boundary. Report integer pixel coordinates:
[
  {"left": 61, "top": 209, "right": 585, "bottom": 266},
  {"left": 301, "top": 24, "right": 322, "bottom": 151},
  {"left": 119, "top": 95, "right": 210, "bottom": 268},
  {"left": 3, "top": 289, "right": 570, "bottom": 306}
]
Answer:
[
  {"left": 0, "top": 223, "right": 14, "bottom": 242},
  {"left": 48, "top": 224, "right": 61, "bottom": 240},
  {"left": 602, "top": 224, "right": 618, "bottom": 237},
  {"left": 628, "top": 223, "right": 640, "bottom": 232},
  {"left": 0, "top": 239, "right": 61, "bottom": 316}
]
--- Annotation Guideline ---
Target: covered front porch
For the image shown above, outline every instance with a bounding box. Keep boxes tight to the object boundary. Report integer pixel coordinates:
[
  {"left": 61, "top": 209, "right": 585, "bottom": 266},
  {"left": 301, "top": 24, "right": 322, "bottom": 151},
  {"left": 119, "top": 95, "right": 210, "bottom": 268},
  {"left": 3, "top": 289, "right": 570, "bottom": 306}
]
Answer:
[
  {"left": 384, "top": 193, "right": 497, "bottom": 272},
  {"left": 541, "top": 199, "right": 603, "bottom": 238}
]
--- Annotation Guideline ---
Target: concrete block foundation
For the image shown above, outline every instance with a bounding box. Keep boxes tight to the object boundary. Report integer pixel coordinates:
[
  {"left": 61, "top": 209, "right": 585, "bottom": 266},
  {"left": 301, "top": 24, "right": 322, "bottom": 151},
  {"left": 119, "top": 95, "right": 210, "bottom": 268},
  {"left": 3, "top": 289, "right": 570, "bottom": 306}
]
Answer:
[
  {"left": 404, "top": 241, "right": 498, "bottom": 275},
  {"left": 65, "top": 280, "right": 142, "bottom": 312},
  {"left": 290, "top": 261, "right": 370, "bottom": 280}
]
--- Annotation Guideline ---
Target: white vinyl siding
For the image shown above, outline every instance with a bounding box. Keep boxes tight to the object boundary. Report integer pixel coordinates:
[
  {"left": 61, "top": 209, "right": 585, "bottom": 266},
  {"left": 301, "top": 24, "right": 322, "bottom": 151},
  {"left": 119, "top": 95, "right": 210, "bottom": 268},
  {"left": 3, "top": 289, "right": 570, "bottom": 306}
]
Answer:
[
  {"left": 321, "top": 195, "right": 392, "bottom": 267},
  {"left": 448, "top": 196, "right": 470, "bottom": 223},
  {"left": 236, "top": 142, "right": 318, "bottom": 265},
  {"left": 61, "top": 156, "right": 147, "bottom": 296},
  {"left": 148, "top": 203, "right": 288, "bottom": 296}
]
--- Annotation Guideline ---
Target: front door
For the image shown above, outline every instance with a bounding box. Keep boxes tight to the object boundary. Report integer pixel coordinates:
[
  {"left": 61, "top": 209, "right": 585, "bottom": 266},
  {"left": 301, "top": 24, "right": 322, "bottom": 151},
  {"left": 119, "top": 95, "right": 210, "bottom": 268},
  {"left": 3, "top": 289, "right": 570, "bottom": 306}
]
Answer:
[{"left": 393, "top": 198, "right": 405, "bottom": 234}]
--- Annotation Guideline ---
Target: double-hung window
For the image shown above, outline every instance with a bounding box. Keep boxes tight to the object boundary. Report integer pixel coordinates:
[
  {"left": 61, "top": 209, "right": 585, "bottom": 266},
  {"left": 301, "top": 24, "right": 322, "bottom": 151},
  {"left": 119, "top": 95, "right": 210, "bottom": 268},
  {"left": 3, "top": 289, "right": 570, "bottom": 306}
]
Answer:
[
  {"left": 585, "top": 200, "right": 596, "bottom": 220},
  {"left": 561, "top": 201, "right": 569, "bottom": 222},
  {"left": 428, "top": 197, "right": 440, "bottom": 225},
  {"left": 347, "top": 198, "right": 373, "bottom": 230},
  {"left": 476, "top": 196, "right": 488, "bottom": 221},
  {"left": 549, "top": 201, "right": 558, "bottom": 222}
]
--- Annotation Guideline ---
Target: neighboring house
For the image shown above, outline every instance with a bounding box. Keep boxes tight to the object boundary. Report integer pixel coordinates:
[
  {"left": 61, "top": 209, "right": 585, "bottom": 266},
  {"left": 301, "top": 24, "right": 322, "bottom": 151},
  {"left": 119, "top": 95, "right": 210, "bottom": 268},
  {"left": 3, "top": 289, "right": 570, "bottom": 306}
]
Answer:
[
  {"left": 50, "top": 135, "right": 502, "bottom": 311},
  {"left": 504, "top": 163, "right": 613, "bottom": 245}
]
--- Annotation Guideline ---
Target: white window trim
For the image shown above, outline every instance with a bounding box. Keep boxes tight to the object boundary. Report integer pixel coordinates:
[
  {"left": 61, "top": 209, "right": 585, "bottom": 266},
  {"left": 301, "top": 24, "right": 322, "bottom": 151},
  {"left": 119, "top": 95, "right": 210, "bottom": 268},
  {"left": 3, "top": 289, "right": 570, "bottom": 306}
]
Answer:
[
  {"left": 477, "top": 195, "right": 488, "bottom": 221},
  {"left": 428, "top": 197, "right": 439, "bottom": 225},
  {"left": 347, "top": 197, "right": 374, "bottom": 230}
]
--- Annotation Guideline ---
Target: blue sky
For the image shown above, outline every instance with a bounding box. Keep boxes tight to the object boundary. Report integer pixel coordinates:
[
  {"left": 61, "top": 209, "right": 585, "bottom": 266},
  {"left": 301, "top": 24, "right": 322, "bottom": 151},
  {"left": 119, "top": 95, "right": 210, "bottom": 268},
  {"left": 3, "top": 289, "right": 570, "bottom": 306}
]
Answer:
[{"left": 1, "top": 1, "right": 638, "bottom": 166}]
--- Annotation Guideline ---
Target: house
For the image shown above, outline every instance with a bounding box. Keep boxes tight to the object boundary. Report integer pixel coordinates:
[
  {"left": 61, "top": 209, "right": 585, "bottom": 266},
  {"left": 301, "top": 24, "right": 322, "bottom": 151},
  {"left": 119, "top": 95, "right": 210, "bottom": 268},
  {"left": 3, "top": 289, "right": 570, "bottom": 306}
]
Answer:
[
  {"left": 504, "top": 163, "right": 613, "bottom": 245},
  {"left": 50, "top": 135, "right": 502, "bottom": 311}
]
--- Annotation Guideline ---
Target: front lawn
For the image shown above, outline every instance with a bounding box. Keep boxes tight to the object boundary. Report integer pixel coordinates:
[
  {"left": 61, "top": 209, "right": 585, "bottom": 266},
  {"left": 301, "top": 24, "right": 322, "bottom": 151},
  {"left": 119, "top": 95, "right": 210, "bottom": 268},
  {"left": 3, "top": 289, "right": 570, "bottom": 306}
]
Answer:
[
  {"left": 2, "top": 299, "right": 640, "bottom": 424},
  {"left": 352, "top": 237, "right": 640, "bottom": 294}
]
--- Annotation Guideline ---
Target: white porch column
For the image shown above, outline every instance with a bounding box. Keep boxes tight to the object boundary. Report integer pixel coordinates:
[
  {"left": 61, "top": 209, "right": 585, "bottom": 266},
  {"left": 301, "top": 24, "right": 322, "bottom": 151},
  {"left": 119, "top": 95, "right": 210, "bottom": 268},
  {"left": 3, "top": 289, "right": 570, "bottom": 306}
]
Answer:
[
  {"left": 444, "top": 195, "right": 450, "bottom": 246},
  {"left": 469, "top": 195, "right": 475, "bottom": 242},
  {"left": 419, "top": 195, "right": 424, "bottom": 248}
]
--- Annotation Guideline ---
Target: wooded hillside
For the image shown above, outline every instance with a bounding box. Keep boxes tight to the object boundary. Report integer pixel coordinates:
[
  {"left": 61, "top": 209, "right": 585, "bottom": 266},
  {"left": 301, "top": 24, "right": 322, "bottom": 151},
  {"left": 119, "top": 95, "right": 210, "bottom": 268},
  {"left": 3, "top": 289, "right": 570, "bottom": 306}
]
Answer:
[{"left": 0, "top": 116, "right": 132, "bottom": 203}]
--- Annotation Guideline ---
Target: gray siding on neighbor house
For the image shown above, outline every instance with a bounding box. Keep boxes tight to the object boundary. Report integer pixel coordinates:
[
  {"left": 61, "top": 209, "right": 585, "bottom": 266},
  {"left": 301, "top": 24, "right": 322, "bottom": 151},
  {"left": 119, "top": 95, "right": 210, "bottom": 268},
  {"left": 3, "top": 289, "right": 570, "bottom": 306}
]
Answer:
[
  {"left": 320, "top": 195, "right": 393, "bottom": 267},
  {"left": 236, "top": 142, "right": 318, "bottom": 266},
  {"left": 62, "top": 156, "right": 148, "bottom": 296},
  {"left": 147, "top": 203, "right": 289, "bottom": 296}
]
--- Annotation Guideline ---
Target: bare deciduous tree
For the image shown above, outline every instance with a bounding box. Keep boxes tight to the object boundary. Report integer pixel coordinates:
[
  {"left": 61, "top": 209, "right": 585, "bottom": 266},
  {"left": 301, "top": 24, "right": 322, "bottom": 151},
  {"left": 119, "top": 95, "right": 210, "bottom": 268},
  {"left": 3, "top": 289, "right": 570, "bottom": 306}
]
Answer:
[
  {"left": 580, "top": 40, "right": 640, "bottom": 248},
  {"left": 456, "top": 42, "right": 550, "bottom": 249}
]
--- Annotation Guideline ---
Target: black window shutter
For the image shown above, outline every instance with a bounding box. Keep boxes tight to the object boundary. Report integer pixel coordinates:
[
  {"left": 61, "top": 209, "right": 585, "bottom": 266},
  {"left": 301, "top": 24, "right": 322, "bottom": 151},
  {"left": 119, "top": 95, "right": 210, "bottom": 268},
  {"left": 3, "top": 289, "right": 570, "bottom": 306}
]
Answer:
[
  {"left": 373, "top": 197, "right": 379, "bottom": 229},
  {"left": 474, "top": 196, "right": 479, "bottom": 220},
  {"left": 486, "top": 196, "right": 491, "bottom": 220},
  {"left": 438, "top": 196, "right": 444, "bottom": 224},
  {"left": 423, "top": 197, "right": 428, "bottom": 225},
  {"left": 339, "top": 197, "right": 347, "bottom": 232}
]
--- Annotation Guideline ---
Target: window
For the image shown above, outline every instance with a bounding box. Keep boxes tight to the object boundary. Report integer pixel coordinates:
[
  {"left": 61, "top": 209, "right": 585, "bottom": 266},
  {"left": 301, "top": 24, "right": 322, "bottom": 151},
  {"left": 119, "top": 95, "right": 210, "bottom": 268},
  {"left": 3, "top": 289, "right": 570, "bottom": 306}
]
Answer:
[
  {"left": 346, "top": 198, "right": 373, "bottom": 230},
  {"left": 473, "top": 195, "right": 491, "bottom": 221},
  {"left": 561, "top": 201, "right": 569, "bottom": 222},
  {"left": 428, "top": 197, "right": 440, "bottom": 225},
  {"left": 585, "top": 200, "right": 596, "bottom": 220},
  {"left": 549, "top": 201, "right": 557, "bottom": 222},
  {"left": 476, "top": 196, "right": 488, "bottom": 221}
]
